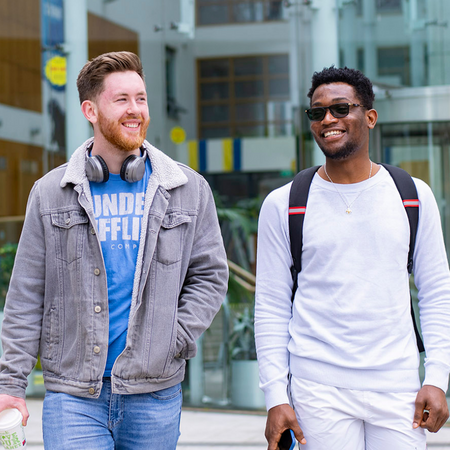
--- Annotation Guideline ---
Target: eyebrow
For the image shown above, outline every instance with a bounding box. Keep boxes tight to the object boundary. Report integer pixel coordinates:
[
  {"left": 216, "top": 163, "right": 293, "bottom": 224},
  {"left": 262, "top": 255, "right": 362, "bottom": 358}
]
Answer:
[
  {"left": 114, "top": 91, "right": 147, "bottom": 97},
  {"left": 312, "top": 97, "right": 350, "bottom": 107}
]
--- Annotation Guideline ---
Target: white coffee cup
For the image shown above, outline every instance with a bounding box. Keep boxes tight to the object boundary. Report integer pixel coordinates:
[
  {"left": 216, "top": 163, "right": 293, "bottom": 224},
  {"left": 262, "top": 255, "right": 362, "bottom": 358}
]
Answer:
[{"left": 0, "top": 409, "right": 26, "bottom": 449}]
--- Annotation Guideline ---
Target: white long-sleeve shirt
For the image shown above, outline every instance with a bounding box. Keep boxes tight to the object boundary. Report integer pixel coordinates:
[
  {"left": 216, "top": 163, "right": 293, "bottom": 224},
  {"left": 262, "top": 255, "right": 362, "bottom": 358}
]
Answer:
[{"left": 255, "top": 166, "right": 450, "bottom": 411}]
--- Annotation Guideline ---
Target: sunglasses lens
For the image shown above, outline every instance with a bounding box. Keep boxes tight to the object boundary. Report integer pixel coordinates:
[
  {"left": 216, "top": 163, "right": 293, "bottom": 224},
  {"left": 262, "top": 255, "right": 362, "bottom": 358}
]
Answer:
[
  {"left": 330, "top": 103, "right": 350, "bottom": 117},
  {"left": 307, "top": 107, "right": 326, "bottom": 121}
]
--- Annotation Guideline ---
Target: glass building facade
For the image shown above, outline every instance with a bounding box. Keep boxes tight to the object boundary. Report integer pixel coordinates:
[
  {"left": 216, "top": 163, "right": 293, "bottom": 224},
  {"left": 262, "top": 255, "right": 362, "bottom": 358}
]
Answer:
[{"left": 1, "top": 0, "right": 450, "bottom": 409}]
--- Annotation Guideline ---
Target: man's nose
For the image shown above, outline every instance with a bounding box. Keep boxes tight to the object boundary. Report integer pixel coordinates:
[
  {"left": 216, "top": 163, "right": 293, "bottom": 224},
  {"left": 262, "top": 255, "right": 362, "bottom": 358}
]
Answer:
[
  {"left": 126, "top": 100, "right": 140, "bottom": 115},
  {"left": 322, "top": 108, "right": 338, "bottom": 124}
]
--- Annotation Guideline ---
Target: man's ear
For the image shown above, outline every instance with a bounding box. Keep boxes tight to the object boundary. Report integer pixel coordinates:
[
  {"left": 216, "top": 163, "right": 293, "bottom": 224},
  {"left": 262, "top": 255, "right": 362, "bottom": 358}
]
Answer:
[
  {"left": 366, "top": 108, "right": 378, "bottom": 129},
  {"left": 81, "top": 100, "right": 98, "bottom": 125}
]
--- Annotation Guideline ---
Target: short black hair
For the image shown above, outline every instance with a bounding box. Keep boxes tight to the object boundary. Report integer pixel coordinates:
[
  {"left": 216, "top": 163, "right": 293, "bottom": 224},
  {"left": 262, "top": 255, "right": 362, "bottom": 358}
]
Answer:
[{"left": 307, "top": 66, "right": 375, "bottom": 110}]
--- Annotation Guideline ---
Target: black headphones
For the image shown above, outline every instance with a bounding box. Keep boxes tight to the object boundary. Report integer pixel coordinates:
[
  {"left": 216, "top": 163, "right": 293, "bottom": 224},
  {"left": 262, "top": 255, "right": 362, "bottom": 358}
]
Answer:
[{"left": 85, "top": 146, "right": 147, "bottom": 183}]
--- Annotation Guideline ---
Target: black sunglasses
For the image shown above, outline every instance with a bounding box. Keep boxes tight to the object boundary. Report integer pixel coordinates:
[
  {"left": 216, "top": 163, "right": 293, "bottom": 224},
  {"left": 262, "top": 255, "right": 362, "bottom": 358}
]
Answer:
[{"left": 305, "top": 103, "right": 366, "bottom": 121}]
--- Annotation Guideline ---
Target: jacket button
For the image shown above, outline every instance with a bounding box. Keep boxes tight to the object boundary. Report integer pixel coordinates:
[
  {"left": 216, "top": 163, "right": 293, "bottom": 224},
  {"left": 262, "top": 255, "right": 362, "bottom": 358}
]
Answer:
[
  {"left": 90, "top": 228, "right": 96, "bottom": 235},
  {"left": 89, "top": 388, "right": 95, "bottom": 395},
  {"left": 94, "top": 306, "right": 101, "bottom": 313},
  {"left": 65, "top": 218, "right": 70, "bottom": 225},
  {"left": 94, "top": 268, "right": 101, "bottom": 276},
  {"left": 93, "top": 346, "right": 101, "bottom": 354},
  {"left": 175, "top": 353, "right": 181, "bottom": 358}
]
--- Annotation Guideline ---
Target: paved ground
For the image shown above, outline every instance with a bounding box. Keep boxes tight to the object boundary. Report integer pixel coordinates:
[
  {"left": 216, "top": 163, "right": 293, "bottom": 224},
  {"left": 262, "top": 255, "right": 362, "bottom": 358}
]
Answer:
[{"left": 21, "top": 398, "right": 450, "bottom": 449}]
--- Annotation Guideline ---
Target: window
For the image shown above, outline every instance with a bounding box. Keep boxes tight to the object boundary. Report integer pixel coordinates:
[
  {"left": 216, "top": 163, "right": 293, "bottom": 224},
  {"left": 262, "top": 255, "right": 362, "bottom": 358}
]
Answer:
[
  {"left": 166, "top": 46, "right": 177, "bottom": 119},
  {"left": 376, "top": 0, "right": 402, "bottom": 13},
  {"left": 378, "top": 47, "right": 410, "bottom": 86},
  {"left": 198, "top": 55, "right": 291, "bottom": 139},
  {"left": 197, "top": 0, "right": 285, "bottom": 26},
  {"left": 357, "top": 48, "right": 365, "bottom": 73}
]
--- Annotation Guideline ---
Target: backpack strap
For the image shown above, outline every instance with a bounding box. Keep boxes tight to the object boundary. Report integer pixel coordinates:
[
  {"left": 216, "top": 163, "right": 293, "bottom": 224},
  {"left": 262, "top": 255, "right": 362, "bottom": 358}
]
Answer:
[
  {"left": 288, "top": 166, "right": 320, "bottom": 301},
  {"left": 379, "top": 163, "right": 424, "bottom": 352},
  {"left": 379, "top": 164, "right": 419, "bottom": 274}
]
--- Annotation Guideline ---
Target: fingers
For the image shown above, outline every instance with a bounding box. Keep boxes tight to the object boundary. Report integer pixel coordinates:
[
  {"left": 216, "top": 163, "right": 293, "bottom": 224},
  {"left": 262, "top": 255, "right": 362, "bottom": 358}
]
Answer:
[
  {"left": 0, "top": 395, "right": 29, "bottom": 426},
  {"left": 290, "top": 421, "right": 306, "bottom": 445},
  {"left": 265, "top": 404, "right": 307, "bottom": 449},
  {"left": 413, "top": 394, "right": 425, "bottom": 429},
  {"left": 420, "top": 408, "right": 449, "bottom": 433},
  {"left": 414, "top": 385, "right": 449, "bottom": 433}
]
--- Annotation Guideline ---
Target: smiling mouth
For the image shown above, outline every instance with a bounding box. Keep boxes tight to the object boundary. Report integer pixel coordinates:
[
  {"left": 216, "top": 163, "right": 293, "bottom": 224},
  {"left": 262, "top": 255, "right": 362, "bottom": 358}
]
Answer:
[
  {"left": 323, "top": 130, "right": 344, "bottom": 138},
  {"left": 123, "top": 123, "right": 140, "bottom": 129}
]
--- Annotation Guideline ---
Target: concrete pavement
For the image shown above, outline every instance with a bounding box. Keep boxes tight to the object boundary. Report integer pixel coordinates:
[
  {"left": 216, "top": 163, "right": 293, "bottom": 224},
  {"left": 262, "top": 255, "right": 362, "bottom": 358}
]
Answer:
[{"left": 20, "top": 398, "right": 450, "bottom": 449}]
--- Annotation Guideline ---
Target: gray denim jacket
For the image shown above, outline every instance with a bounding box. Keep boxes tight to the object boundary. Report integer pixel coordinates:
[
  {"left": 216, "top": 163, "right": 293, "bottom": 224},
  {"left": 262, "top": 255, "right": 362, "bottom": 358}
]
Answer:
[{"left": 0, "top": 139, "right": 228, "bottom": 399}]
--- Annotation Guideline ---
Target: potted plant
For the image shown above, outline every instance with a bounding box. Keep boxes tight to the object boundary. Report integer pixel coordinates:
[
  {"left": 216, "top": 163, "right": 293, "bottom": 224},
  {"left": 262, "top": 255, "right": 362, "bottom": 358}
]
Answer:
[
  {"left": 0, "top": 243, "right": 18, "bottom": 310},
  {"left": 228, "top": 282, "right": 265, "bottom": 409},
  {"left": 214, "top": 194, "right": 265, "bottom": 409}
]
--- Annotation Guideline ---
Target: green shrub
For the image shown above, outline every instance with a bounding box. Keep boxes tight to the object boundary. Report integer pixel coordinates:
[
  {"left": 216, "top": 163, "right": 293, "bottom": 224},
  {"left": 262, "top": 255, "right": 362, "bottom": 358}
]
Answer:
[{"left": 0, "top": 243, "right": 18, "bottom": 310}]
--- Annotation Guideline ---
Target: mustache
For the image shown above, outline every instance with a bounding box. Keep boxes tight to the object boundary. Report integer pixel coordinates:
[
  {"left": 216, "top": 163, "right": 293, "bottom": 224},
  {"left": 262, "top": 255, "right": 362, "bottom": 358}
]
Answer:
[{"left": 121, "top": 115, "right": 145, "bottom": 121}]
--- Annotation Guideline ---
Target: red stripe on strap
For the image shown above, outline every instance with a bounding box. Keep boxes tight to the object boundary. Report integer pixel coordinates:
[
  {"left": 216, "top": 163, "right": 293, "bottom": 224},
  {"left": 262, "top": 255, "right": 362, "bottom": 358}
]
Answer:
[
  {"left": 403, "top": 199, "right": 419, "bottom": 207},
  {"left": 289, "top": 207, "right": 306, "bottom": 215}
]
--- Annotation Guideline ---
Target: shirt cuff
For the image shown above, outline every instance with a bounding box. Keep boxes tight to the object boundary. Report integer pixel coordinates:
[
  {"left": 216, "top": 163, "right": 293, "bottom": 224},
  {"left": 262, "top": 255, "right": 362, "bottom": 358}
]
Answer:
[
  {"left": 263, "top": 381, "right": 290, "bottom": 411},
  {"left": 423, "top": 362, "right": 450, "bottom": 393}
]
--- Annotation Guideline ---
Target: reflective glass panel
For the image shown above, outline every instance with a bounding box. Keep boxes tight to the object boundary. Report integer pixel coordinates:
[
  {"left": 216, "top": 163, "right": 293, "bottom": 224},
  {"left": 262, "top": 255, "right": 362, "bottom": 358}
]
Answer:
[
  {"left": 235, "top": 80, "right": 264, "bottom": 98},
  {"left": 198, "top": 5, "right": 230, "bottom": 25},
  {"left": 201, "top": 105, "right": 230, "bottom": 122},
  {"left": 234, "top": 57, "right": 263, "bottom": 76},
  {"left": 235, "top": 102, "right": 266, "bottom": 121},
  {"left": 201, "top": 83, "right": 230, "bottom": 100},
  {"left": 199, "top": 59, "right": 230, "bottom": 78}
]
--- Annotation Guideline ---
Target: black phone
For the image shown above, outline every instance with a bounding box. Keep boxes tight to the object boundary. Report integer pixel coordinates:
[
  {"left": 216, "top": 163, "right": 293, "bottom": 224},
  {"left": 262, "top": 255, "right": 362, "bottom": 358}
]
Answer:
[{"left": 278, "top": 429, "right": 296, "bottom": 450}]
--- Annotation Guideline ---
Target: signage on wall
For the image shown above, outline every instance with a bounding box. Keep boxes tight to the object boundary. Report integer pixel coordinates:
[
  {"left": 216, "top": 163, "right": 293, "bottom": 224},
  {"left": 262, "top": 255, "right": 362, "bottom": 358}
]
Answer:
[
  {"left": 41, "top": 0, "right": 66, "bottom": 154},
  {"left": 170, "top": 127, "right": 187, "bottom": 145},
  {"left": 44, "top": 55, "right": 66, "bottom": 88}
]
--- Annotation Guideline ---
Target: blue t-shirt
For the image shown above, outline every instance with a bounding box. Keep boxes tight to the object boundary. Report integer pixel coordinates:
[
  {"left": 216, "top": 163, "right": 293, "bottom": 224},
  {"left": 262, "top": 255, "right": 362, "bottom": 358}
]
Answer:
[{"left": 90, "top": 159, "right": 151, "bottom": 376}]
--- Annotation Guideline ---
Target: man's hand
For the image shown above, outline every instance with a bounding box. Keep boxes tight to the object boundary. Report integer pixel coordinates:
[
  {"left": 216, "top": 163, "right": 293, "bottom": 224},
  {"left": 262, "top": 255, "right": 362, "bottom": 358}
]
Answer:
[
  {"left": 0, "top": 395, "right": 29, "bottom": 426},
  {"left": 265, "top": 403, "right": 306, "bottom": 450},
  {"left": 413, "top": 385, "right": 449, "bottom": 433}
]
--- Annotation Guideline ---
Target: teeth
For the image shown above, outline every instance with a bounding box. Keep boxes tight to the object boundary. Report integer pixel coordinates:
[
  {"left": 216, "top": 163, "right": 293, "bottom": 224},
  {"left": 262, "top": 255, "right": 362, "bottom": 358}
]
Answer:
[
  {"left": 124, "top": 123, "right": 139, "bottom": 128},
  {"left": 324, "top": 130, "right": 343, "bottom": 138}
]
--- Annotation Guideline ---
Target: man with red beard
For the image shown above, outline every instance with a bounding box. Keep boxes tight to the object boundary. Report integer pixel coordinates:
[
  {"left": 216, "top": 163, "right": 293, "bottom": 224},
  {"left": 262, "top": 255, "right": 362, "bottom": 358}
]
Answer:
[{"left": 0, "top": 52, "right": 228, "bottom": 449}]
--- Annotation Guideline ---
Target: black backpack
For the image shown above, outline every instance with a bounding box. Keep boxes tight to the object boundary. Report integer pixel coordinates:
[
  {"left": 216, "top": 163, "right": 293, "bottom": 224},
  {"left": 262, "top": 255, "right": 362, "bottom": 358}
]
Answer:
[{"left": 288, "top": 163, "right": 424, "bottom": 352}]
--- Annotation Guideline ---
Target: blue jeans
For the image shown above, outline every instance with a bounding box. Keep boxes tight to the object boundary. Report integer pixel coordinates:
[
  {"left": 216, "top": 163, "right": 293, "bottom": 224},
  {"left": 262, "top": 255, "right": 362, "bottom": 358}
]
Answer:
[{"left": 42, "top": 379, "right": 182, "bottom": 450}]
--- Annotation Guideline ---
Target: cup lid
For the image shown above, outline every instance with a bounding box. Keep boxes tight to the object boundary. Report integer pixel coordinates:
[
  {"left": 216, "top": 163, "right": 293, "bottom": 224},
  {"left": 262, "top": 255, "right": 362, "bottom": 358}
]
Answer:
[{"left": 0, "top": 409, "right": 22, "bottom": 430}]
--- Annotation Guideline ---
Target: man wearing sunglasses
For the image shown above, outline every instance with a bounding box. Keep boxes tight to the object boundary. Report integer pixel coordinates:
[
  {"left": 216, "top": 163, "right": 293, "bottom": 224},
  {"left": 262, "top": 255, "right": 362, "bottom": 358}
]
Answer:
[{"left": 255, "top": 66, "right": 450, "bottom": 449}]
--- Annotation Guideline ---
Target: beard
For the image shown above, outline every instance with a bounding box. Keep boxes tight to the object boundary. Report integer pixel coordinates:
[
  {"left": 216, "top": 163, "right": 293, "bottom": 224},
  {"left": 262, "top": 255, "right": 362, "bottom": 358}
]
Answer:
[
  {"left": 97, "top": 111, "right": 150, "bottom": 153},
  {"left": 317, "top": 139, "right": 359, "bottom": 161}
]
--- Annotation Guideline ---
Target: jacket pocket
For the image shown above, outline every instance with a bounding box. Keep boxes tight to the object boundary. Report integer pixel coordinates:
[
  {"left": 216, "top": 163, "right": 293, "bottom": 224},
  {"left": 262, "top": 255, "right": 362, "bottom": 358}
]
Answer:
[
  {"left": 41, "top": 305, "right": 59, "bottom": 362},
  {"left": 51, "top": 209, "right": 89, "bottom": 264},
  {"left": 155, "top": 212, "right": 191, "bottom": 265}
]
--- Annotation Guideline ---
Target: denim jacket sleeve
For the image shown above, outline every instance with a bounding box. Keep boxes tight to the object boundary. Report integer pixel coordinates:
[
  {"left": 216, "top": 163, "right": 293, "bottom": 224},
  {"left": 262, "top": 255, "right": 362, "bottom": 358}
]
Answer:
[
  {"left": 0, "top": 182, "right": 45, "bottom": 398},
  {"left": 175, "top": 177, "right": 229, "bottom": 359}
]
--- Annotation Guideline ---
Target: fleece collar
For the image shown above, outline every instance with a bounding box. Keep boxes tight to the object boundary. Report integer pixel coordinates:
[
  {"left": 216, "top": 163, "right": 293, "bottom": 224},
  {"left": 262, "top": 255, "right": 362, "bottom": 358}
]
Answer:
[{"left": 60, "top": 138, "right": 188, "bottom": 191}]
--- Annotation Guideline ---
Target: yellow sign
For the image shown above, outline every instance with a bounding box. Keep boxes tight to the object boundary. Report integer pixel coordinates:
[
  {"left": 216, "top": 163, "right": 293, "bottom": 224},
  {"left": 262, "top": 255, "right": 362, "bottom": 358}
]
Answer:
[
  {"left": 45, "top": 55, "right": 67, "bottom": 87},
  {"left": 170, "top": 127, "right": 186, "bottom": 144}
]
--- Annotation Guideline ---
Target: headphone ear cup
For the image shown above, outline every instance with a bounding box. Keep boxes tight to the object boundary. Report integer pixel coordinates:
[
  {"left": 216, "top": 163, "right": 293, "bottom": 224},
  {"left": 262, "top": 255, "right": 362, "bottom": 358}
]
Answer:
[
  {"left": 120, "top": 153, "right": 146, "bottom": 182},
  {"left": 86, "top": 155, "right": 109, "bottom": 183}
]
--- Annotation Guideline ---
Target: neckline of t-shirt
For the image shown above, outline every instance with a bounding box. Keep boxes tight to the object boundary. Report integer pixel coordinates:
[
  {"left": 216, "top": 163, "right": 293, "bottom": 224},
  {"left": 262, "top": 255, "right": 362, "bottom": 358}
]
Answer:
[
  {"left": 312, "top": 164, "right": 390, "bottom": 193},
  {"left": 105, "top": 158, "right": 152, "bottom": 182}
]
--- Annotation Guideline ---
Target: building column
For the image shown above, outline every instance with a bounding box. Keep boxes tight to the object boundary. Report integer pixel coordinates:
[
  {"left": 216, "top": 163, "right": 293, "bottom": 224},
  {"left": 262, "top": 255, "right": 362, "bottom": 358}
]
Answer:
[
  {"left": 340, "top": 1, "right": 357, "bottom": 69},
  {"left": 309, "top": 0, "right": 340, "bottom": 166},
  {"left": 363, "top": 0, "right": 377, "bottom": 81},
  {"left": 64, "top": 0, "right": 90, "bottom": 159}
]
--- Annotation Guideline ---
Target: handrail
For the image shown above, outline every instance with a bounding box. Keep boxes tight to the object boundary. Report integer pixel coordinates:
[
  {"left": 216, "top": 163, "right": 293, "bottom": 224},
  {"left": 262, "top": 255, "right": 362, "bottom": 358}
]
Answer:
[
  {"left": 0, "top": 216, "right": 25, "bottom": 224},
  {"left": 227, "top": 259, "right": 255, "bottom": 293}
]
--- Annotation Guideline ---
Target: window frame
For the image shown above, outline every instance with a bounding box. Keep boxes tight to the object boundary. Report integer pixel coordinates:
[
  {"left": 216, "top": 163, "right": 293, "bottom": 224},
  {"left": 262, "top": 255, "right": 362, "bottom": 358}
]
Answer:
[
  {"left": 197, "top": 54, "right": 291, "bottom": 139},
  {"left": 196, "top": 0, "right": 285, "bottom": 26}
]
